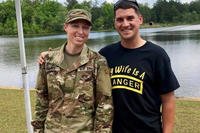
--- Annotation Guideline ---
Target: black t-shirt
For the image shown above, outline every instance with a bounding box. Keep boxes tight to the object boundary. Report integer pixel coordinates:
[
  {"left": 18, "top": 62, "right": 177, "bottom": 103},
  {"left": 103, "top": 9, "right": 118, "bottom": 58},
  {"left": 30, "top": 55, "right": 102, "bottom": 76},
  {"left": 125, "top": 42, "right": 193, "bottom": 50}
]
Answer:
[{"left": 99, "top": 41, "right": 180, "bottom": 133}]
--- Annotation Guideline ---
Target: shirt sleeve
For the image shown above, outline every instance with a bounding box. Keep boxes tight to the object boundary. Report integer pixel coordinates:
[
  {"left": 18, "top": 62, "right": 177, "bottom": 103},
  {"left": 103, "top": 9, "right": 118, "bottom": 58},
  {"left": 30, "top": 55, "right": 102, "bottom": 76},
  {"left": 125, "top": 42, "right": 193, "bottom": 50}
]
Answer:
[
  {"left": 155, "top": 50, "right": 180, "bottom": 94},
  {"left": 94, "top": 56, "right": 113, "bottom": 133},
  {"left": 31, "top": 63, "right": 49, "bottom": 133}
]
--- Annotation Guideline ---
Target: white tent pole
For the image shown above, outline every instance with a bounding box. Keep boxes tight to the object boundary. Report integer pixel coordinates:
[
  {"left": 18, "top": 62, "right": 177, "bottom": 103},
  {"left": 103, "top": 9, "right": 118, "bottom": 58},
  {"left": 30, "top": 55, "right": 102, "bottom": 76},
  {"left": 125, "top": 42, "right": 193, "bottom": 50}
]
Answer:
[{"left": 15, "top": 0, "right": 33, "bottom": 133}]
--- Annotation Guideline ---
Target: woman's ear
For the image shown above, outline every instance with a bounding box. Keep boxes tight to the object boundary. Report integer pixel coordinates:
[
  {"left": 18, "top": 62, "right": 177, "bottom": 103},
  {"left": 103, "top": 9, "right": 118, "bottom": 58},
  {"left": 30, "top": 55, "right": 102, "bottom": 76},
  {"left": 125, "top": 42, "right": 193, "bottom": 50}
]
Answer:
[{"left": 64, "top": 23, "right": 68, "bottom": 33}]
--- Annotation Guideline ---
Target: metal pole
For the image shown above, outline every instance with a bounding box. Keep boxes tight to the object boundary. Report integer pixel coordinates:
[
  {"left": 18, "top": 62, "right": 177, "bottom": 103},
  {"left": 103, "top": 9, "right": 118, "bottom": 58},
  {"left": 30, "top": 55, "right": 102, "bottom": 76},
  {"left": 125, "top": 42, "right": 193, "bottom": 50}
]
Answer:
[{"left": 15, "top": 0, "right": 33, "bottom": 133}]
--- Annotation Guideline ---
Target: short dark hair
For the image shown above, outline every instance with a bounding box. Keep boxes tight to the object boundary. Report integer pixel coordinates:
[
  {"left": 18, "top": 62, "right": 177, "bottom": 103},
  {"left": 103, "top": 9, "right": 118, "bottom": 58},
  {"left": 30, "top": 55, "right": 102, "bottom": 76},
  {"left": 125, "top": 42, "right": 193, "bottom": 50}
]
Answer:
[{"left": 114, "top": 0, "right": 141, "bottom": 15}]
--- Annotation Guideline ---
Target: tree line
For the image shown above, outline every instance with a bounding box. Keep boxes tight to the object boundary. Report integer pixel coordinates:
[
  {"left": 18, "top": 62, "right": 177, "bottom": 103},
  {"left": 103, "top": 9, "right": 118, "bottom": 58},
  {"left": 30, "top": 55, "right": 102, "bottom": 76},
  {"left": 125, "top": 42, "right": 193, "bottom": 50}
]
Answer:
[{"left": 0, "top": 0, "right": 200, "bottom": 35}]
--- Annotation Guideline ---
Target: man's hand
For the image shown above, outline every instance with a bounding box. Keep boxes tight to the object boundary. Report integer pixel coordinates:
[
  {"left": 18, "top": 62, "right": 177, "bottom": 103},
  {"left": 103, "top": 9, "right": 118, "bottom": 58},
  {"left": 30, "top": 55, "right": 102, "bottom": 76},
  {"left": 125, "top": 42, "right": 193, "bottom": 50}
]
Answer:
[{"left": 38, "top": 51, "right": 48, "bottom": 65}]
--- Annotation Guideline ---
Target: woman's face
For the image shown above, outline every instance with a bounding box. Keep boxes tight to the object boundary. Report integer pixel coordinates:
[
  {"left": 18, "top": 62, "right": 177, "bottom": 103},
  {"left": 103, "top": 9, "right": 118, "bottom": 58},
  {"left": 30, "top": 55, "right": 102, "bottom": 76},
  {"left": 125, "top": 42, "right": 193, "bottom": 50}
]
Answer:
[{"left": 64, "top": 20, "right": 91, "bottom": 47}]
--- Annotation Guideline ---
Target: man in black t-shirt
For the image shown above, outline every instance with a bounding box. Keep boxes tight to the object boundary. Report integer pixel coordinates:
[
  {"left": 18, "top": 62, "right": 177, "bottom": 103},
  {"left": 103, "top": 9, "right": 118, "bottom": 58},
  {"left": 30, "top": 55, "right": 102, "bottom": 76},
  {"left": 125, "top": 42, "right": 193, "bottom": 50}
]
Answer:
[{"left": 99, "top": 0, "right": 179, "bottom": 133}]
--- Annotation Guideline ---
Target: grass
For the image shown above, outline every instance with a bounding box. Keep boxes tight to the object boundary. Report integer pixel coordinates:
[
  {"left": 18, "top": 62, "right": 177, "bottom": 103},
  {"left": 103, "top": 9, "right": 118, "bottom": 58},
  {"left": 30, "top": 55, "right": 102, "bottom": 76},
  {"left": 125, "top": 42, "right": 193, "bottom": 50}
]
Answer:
[
  {"left": 0, "top": 88, "right": 35, "bottom": 133},
  {"left": 0, "top": 88, "right": 200, "bottom": 133},
  {"left": 175, "top": 99, "right": 200, "bottom": 133}
]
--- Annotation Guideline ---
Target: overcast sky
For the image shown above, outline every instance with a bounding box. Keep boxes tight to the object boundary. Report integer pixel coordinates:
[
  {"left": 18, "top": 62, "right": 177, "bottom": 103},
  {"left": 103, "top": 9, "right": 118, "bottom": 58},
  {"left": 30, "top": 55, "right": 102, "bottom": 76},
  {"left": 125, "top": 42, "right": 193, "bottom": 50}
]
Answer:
[
  {"left": 0, "top": 0, "right": 195, "bottom": 7},
  {"left": 57, "top": 0, "right": 195, "bottom": 7},
  {"left": 58, "top": 0, "right": 194, "bottom": 3}
]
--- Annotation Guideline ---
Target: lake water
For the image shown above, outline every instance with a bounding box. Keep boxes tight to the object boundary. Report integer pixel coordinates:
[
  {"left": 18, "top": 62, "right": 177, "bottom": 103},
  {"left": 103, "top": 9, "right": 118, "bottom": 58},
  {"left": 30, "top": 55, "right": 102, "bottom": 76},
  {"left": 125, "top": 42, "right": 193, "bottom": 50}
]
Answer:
[{"left": 0, "top": 24, "right": 200, "bottom": 98}]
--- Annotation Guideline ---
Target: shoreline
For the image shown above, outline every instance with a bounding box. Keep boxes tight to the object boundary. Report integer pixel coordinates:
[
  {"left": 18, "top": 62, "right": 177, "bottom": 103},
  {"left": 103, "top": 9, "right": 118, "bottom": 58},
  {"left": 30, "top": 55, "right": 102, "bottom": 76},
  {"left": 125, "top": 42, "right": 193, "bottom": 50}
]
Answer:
[
  {"left": 0, "top": 86, "right": 35, "bottom": 90},
  {"left": 176, "top": 96, "right": 200, "bottom": 101},
  {"left": 1, "top": 24, "right": 200, "bottom": 36},
  {"left": 1, "top": 86, "right": 200, "bottom": 101}
]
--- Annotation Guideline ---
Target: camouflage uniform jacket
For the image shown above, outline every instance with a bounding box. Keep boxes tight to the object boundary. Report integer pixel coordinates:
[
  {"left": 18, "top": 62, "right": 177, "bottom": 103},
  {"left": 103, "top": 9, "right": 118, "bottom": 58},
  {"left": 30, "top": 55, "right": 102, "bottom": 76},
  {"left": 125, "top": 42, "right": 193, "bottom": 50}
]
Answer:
[{"left": 32, "top": 44, "right": 113, "bottom": 133}]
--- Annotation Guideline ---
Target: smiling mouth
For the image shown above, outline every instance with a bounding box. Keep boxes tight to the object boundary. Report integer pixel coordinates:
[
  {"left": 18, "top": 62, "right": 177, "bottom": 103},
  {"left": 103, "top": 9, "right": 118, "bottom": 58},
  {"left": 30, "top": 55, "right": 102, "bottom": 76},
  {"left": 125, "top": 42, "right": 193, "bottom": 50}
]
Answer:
[
  {"left": 75, "top": 36, "right": 84, "bottom": 40},
  {"left": 121, "top": 28, "right": 132, "bottom": 31},
  {"left": 121, "top": 30, "right": 131, "bottom": 34},
  {"left": 123, "top": 30, "right": 130, "bottom": 32}
]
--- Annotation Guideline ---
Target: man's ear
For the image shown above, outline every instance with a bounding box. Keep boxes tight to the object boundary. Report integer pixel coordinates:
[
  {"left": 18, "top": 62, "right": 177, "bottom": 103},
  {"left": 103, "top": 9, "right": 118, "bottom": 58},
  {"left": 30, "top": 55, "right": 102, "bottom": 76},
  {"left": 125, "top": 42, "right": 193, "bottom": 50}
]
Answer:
[{"left": 139, "top": 15, "right": 143, "bottom": 25}]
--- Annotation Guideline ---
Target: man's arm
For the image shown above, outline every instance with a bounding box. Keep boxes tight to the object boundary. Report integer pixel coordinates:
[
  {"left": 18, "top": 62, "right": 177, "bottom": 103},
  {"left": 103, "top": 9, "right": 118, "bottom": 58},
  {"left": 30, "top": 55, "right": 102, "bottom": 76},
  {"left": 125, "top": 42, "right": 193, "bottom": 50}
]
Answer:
[
  {"left": 94, "top": 57, "right": 113, "bottom": 132},
  {"left": 161, "top": 91, "right": 175, "bottom": 133},
  {"left": 38, "top": 47, "right": 61, "bottom": 64}
]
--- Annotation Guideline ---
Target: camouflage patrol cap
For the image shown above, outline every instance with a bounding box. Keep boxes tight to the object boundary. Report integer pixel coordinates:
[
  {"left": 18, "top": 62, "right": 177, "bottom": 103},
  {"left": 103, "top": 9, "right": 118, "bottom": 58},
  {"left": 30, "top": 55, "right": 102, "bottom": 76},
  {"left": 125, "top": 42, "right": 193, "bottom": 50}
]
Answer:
[{"left": 65, "top": 9, "right": 92, "bottom": 25}]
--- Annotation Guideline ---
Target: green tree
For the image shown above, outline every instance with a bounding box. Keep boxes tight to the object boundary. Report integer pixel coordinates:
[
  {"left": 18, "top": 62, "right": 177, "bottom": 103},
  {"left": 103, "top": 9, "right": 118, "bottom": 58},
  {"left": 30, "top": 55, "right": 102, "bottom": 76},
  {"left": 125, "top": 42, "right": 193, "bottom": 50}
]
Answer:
[
  {"left": 189, "top": 0, "right": 200, "bottom": 14},
  {"left": 65, "top": 0, "right": 78, "bottom": 10},
  {"left": 22, "top": 0, "right": 65, "bottom": 34},
  {"left": 91, "top": 6, "right": 102, "bottom": 30},
  {"left": 0, "top": 0, "right": 16, "bottom": 34},
  {"left": 100, "top": 2, "right": 114, "bottom": 30},
  {"left": 152, "top": 0, "right": 184, "bottom": 23},
  {"left": 1, "top": 0, "right": 200, "bottom": 35},
  {"left": 72, "top": 0, "right": 92, "bottom": 11},
  {"left": 139, "top": 4, "right": 152, "bottom": 23}
]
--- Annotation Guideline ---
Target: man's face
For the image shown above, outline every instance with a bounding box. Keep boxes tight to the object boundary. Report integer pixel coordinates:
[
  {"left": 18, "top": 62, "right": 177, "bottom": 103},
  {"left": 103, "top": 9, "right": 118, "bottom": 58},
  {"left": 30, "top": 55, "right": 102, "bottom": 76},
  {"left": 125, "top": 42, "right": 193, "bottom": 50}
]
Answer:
[
  {"left": 64, "top": 20, "right": 91, "bottom": 47},
  {"left": 114, "top": 8, "right": 143, "bottom": 40}
]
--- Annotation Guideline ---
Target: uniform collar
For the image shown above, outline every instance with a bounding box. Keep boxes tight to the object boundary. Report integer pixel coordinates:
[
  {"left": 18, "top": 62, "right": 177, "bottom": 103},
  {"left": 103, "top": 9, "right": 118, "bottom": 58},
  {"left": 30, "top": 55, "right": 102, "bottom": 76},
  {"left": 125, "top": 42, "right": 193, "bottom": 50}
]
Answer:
[{"left": 51, "top": 42, "right": 90, "bottom": 72}]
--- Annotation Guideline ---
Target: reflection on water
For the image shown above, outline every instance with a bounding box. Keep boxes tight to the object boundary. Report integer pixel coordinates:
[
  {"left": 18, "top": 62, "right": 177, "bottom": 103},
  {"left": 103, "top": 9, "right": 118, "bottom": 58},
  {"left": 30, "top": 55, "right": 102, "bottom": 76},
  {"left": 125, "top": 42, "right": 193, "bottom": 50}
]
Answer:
[{"left": 0, "top": 25, "right": 200, "bottom": 98}]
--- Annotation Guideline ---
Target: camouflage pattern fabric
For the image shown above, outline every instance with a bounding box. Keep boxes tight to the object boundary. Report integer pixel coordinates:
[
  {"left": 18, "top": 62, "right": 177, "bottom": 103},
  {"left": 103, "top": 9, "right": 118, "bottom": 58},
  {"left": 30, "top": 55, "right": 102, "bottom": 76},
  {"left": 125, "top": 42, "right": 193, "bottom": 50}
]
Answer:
[
  {"left": 31, "top": 43, "right": 113, "bottom": 133},
  {"left": 65, "top": 9, "right": 92, "bottom": 25}
]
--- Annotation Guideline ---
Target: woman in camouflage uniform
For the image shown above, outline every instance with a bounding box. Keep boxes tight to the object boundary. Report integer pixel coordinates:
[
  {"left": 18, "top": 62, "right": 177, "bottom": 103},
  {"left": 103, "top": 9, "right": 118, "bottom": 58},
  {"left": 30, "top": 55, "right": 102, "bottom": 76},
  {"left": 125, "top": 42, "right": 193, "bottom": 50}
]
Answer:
[{"left": 31, "top": 9, "right": 113, "bottom": 133}]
